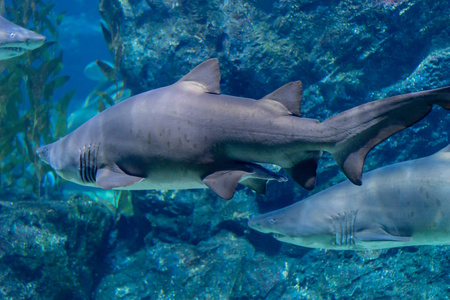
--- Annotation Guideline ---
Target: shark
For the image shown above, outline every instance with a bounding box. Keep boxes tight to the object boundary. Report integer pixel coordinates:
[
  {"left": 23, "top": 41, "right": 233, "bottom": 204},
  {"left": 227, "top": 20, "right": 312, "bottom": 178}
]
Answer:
[
  {"left": 0, "top": 16, "right": 46, "bottom": 60},
  {"left": 248, "top": 144, "right": 450, "bottom": 250},
  {"left": 36, "top": 59, "right": 450, "bottom": 199}
]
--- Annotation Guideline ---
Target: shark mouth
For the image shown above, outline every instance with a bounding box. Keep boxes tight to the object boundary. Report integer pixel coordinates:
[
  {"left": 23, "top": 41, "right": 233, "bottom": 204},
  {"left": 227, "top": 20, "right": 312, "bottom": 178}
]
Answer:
[
  {"left": 272, "top": 233, "right": 287, "bottom": 239},
  {"left": 0, "top": 46, "right": 26, "bottom": 53}
]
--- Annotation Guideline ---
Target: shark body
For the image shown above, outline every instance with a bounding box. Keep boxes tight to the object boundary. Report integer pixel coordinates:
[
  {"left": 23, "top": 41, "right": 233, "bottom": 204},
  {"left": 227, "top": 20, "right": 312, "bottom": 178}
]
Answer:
[
  {"left": 37, "top": 59, "right": 450, "bottom": 199},
  {"left": 0, "top": 16, "right": 46, "bottom": 60},
  {"left": 249, "top": 145, "right": 450, "bottom": 250}
]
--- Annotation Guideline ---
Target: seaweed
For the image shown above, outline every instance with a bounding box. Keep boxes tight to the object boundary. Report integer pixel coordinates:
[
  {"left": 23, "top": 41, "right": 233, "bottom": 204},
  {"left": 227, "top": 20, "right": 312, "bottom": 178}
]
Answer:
[
  {"left": 0, "top": 0, "right": 75, "bottom": 199},
  {"left": 99, "top": 0, "right": 125, "bottom": 91}
]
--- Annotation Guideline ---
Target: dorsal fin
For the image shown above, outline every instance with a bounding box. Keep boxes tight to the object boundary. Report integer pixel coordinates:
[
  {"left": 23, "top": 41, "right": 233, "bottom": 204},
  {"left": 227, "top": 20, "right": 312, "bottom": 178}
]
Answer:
[
  {"left": 177, "top": 58, "right": 221, "bottom": 94},
  {"left": 261, "top": 81, "right": 303, "bottom": 117}
]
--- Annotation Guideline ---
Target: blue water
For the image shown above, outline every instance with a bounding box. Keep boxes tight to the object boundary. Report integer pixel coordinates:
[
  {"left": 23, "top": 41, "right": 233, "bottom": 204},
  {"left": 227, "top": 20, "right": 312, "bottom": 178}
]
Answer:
[{"left": 53, "top": 0, "right": 111, "bottom": 112}]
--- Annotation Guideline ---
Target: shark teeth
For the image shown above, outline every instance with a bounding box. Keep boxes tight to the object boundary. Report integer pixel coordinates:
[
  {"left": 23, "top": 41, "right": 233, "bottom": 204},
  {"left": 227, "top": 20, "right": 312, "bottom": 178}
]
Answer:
[
  {"left": 272, "top": 233, "right": 286, "bottom": 239},
  {"left": 0, "top": 46, "right": 25, "bottom": 52}
]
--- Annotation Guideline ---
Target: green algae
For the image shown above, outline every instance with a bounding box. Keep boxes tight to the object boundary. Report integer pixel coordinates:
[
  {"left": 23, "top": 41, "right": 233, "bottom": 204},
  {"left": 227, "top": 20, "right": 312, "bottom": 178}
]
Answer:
[{"left": 0, "top": 0, "right": 75, "bottom": 199}]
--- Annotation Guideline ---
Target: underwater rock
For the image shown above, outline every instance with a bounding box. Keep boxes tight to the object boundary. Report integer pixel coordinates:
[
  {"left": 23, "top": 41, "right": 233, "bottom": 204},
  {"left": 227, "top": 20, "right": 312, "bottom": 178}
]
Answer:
[
  {"left": 135, "top": 188, "right": 259, "bottom": 245},
  {"left": 99, "top": 0, "right": 450, "bottom": 101},
  {"left": 0, "top": 197, "right": 114, "bottom": 299},
  {"left": 371, "top": 46, "right": 450, "bottom": 99},
  {"left": 96, "top": 231, "right": 291, "bottom": 299},
  {"left": 96, "top": 226, "right": 450, "bottom": 299}
]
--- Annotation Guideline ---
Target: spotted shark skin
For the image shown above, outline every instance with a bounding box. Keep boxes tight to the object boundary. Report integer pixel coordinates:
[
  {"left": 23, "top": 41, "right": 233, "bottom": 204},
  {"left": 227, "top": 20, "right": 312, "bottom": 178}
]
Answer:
[{"left": 37, "top": 59, "right": 450, "bottom": 199}]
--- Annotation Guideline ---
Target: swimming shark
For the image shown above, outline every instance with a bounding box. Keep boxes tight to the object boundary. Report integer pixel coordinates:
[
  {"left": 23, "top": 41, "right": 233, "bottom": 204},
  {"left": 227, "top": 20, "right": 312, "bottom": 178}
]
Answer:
[
  {"left": 248, "top": 144, "right": 450, "bottom": 250},
  {"left": 36, "top": 59, "right": 450, "bottom": 199},
  {"left": 0, "top": 16, "right": 46, "bottom": 60}
]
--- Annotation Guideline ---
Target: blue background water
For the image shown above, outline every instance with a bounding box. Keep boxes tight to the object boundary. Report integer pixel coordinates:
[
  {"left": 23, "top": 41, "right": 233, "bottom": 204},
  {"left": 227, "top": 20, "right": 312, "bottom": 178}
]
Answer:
[{"left": 54, "top": 0, "right": 111, "bottom": 110}]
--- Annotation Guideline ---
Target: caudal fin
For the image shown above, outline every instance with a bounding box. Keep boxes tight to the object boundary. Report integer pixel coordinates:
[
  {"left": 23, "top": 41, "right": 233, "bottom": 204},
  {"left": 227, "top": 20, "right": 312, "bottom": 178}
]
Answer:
[{"left": 324, "top": 86, "right": 450, "bottom": 185}]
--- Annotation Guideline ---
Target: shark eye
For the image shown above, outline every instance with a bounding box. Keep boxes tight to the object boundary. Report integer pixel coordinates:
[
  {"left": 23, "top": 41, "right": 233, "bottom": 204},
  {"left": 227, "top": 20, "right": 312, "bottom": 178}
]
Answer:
[
  {"left": 269, "top": 218, "right": 276, "bottom": 225},
  {"left": 9, "top": 32, "right": 15, "bottom": 38}
]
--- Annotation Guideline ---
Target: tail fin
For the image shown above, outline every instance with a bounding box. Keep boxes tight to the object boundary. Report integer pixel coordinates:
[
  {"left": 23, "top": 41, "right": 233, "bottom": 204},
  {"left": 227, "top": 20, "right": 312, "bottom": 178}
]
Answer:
[{"left": 324, "top": 86, "right": 450, "bottom": 185}]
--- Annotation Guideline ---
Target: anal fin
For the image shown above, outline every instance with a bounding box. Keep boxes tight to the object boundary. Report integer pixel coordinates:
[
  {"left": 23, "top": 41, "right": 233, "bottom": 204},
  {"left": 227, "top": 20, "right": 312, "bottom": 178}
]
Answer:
[{"left": 284, "top": 151, "right": 321, "bottom": 190}]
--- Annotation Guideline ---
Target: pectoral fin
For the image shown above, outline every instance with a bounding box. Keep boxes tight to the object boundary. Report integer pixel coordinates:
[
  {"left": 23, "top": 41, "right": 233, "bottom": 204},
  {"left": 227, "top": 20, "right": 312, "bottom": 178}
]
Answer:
[
  {"left": 202, "top": 163, "right": 287, "bottom": 199},
  {"left": 355, "top": 228, "right": 412, "bottom": 242},
  {"left": 96, "top": 167, "right": 145, "bottom": 189},
  {"left": 202, "top": 170, "right": 248, "bottom": 200}
]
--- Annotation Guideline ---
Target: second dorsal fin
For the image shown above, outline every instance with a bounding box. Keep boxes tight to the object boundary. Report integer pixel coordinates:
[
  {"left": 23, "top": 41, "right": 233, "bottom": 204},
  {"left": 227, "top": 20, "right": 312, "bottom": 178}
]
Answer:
[
  {"left": 177, "top": 58, "right": 221, "bottom": 94},
  {"left": 261, "top": 81, "right": 303, "bottom": 117}
]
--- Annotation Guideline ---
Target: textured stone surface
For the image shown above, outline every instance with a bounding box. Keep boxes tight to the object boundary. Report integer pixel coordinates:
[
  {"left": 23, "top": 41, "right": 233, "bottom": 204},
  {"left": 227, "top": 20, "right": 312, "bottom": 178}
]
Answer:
[
  {"left": 0, "top": 197, "right": 114, "bottom": 299},
  {"left": 96, "top": 227, "right": 450, "bottom": 299},
  {"left": 99, "top": 0, "right": 450, "bottom": 102},
  {"left": 96, "top": 231, "right": 291, "bottom": 299}
]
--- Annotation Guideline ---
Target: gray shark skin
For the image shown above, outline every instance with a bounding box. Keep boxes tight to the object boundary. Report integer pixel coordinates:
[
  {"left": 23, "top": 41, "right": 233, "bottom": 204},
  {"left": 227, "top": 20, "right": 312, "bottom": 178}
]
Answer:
[
  {"left": 36, "top": 59, "right": 450, "bottom": 199},
  {"left": 0, "top": 16, "right": 46, "bottom": 60},
  {"left": 248, "top": 145, "right": 450, "bottom": 250}
]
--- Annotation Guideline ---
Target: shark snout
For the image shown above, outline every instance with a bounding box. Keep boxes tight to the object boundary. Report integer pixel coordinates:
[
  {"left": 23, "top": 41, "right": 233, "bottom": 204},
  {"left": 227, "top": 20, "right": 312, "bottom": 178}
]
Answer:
[
  {"left": 36, "top": 145, "right": 50, "bottom": 164},
  {"left": 248, "top": 215, "right": 276, "bottom": 234},
  {"left": 24, "top": 32, "right": 46, "bottom": 50},
  {"left": 247, "top": 217, "right": 258, "bottom": 230}
]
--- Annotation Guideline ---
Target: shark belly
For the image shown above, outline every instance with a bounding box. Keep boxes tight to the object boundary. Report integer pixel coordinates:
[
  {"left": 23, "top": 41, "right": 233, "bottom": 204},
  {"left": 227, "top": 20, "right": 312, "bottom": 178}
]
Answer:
[{"left": 114, "top": 173, "right": 207, "bottom": 191}]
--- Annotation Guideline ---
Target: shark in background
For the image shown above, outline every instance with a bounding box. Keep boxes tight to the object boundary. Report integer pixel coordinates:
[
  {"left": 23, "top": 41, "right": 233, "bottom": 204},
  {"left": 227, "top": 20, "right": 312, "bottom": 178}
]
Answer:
[
  {"left": 249, "top": 144, "right": 450, "bottom": 250},
  {"left": 36, "top": 59, "right": 450, "bottom": 199},
  {"left": 0, "top": 16, "right": 46, "bottom": 60}
]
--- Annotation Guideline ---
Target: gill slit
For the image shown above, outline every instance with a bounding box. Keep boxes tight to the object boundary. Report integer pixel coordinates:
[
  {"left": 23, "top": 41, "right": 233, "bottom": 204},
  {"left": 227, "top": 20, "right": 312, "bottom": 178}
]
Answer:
[
  {"left": 79, "top": 143, "right": 99, "bottom": 183},
  {"left": 87, "top": 145, "right": 93, "bottom": 182},
  {"left": 332, "top": 210, "right": 357, "bottom": 247}
]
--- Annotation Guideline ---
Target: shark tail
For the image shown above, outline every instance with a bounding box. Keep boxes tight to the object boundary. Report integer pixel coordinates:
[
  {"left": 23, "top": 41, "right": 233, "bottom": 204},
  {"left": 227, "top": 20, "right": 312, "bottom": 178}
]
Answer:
[{"left": 323, "top": 86, "right": 450, "bottom": 185}]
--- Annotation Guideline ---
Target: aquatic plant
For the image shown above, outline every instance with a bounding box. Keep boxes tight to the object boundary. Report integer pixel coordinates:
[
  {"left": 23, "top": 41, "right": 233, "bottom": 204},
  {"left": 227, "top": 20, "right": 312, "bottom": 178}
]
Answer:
[
  {"left": 0, "top": 0, "right": 74, "bottom": 199},
  {"left": 98, "top": 4, "right": 123, "bottom": 79}
]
